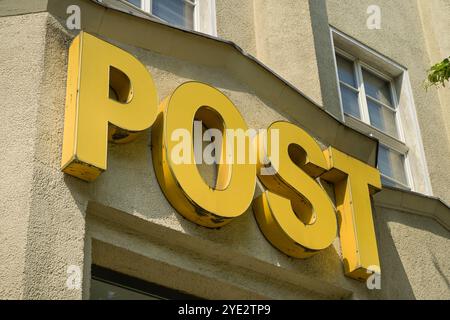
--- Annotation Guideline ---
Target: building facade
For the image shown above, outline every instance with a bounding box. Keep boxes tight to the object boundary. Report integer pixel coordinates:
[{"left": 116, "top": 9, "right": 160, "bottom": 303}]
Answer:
[{"left": 0, "top": 0, "right": 449, "bottom": 299}]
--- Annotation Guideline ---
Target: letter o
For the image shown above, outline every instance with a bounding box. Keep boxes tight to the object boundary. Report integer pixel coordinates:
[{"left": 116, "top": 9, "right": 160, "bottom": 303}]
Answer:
[{"left": 152, "top": 82, "right": 256, "bottom": 228}]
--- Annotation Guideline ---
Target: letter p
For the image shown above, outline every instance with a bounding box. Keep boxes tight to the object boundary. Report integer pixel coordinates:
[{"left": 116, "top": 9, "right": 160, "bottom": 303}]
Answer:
[{"left": 61, "top": 32, "right": 158, "bottom": 181}]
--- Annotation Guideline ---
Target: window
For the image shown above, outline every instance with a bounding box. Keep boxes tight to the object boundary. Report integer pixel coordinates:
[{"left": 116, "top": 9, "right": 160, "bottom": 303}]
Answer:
[
  {"left": 335, "top": 50, "right": 410, "bottom": 189},
  {"left": 125, "top": 0, "right": 197, "bottom": 30},
  {"left": 331, "top": 28, "right": 433, "bottom": 195},
  {"left": 90, "top": 265, "right": 200, "bottom": 300},
  {"left": 378, "top": 145, "right": 408, "bottom": 188}
]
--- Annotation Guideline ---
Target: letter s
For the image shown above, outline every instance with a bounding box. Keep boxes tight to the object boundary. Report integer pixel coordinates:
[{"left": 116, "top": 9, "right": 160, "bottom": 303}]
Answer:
[{"left": 253, "top": 121, "right": 337, "bottom": 258}]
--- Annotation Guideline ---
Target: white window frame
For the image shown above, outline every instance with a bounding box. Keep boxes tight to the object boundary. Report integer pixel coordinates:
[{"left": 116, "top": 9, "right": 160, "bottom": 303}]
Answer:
[
  {"left": 335, "top": 48, "right": 405, "bottom": 142},
  {"left": 123, "top": 0, "right": 200, "bottom": 31},
  {"left": 334, "top": 47, "right": 413, "bottom": 190}
]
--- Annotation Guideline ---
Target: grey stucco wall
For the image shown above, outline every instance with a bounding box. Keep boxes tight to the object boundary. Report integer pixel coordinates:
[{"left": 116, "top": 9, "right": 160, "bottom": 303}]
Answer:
[
  {"left": 0, "top": 9, "right": 449, "bottom": 300},
  {"left": 0, "top": 12, "right": 48, "bottom": 299},
  {"left": 374, "top": 205, "right": 450, "bottom": 299},
  {"left": 215, "top": 0, "right": 257, "bottom": 55}
]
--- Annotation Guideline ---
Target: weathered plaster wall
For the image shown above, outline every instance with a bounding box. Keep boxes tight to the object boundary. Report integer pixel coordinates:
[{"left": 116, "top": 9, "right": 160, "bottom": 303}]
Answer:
[
  {"left": 327, "top": 0, "right": 450, "bottom": 204},
  {"left": 0, "top": 12, "right": 48, "bottom": 299}
]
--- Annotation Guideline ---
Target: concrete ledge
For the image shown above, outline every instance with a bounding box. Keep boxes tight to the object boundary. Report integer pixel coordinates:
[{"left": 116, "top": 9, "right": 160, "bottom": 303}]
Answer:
[
  {"left": 0, "top": 0, "right": 47, "bottom": 17},
  {"left": 374, "top": 187, "right": 450, "bottom": 231},
  {"left": 86, "top": 201, "right": 354, "bottom": 300}
]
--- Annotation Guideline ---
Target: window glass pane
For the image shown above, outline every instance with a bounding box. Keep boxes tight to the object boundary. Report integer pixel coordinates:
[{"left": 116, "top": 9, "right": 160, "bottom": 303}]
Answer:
[
  {"left": 362, "top": 69, "right": 393, "bottom": 106},
  {"left": 126, "top": 0, "right": 142, "bottom": 8},
  {"left": 152, "top": 0, "right": 194, "bottom": 29},
  {"left": 367, "top": 99, "right": 398, "bottom": 137},
  {"left": 378, "top": 145, "right": 407, "bottom": 186},
  {"left": 340, "top": 85, "right": 360, "bottom": 118},
  {"left": 336, "top": 55, "right": 357, "bottom": 88}
]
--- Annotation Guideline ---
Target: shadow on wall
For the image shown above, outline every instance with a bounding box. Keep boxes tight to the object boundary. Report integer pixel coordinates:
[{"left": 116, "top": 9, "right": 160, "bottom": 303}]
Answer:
[
  {"left": 374, "top": 203, "right": 450, "bottom": 299},
  {"left": 372, "top": 205, "right": 416, "bottom": 299},
  {"left": 308, "top": 0, "right": 342, "bottom": 119},
  {"left": 116, "top": 40, "right": 249, "bottom": 94}
]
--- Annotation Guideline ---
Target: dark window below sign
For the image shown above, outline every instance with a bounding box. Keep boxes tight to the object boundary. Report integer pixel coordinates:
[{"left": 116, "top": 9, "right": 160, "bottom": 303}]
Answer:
[{"left": 90, "top": 264, "right": 202, "bottom": 300}]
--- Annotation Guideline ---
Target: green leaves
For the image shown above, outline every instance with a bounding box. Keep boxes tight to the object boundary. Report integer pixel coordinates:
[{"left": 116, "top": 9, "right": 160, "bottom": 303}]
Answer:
[{"left": 426, "top": 56, "right": 450, "bottom": 89}]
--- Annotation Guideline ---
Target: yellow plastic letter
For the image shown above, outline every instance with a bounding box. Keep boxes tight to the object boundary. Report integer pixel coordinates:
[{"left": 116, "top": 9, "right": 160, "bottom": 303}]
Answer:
[
  {"left": 61, "top": 32, "right": 158, "bottom": 181},
  {"left": 152, "top": 82, "right": 256, "bottom": 228},
  {"left": 253, "top": 121, "right": 337, "bottom": 258},
  {"left": 321, "top": 147, "right": 382, "bottom": 281}
]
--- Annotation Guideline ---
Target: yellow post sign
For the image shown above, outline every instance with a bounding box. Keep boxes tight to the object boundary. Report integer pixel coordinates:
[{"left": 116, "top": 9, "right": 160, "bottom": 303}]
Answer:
[{"left": 61, "top": 32, "right": 382, "bottom": 281}]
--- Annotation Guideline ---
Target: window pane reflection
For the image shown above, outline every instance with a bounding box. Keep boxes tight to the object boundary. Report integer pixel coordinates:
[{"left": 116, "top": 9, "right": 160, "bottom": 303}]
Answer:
[
  {"left": 378, "top": 145, "right": 407, "bottom": 186},
  {"left": 367, "top": 99, "right": 398, "bottom": 137},
  {"left": 336, "top": 55, "right": 357, "bottom": 88},
  {"left": 340, "top": 85, "right": 360, "bottom": 118},
  {"left": 153, "top": 0, "right": 194, "bottom": 29},
  {"left": 362, "top": 69, "right": 393, "bottom": 107},
  {"left": 126, "top": 0, "right": 142, "bottom": 8}
]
